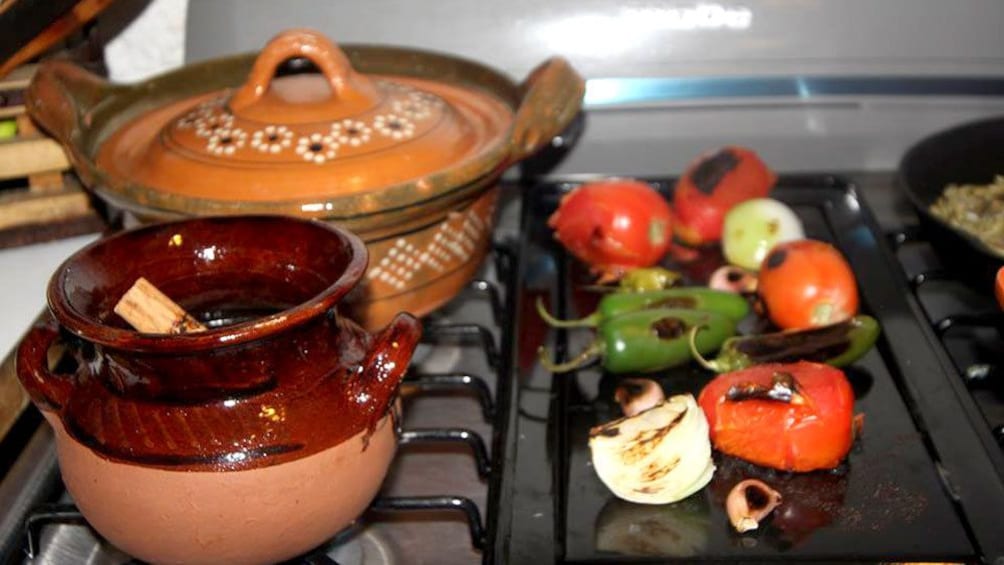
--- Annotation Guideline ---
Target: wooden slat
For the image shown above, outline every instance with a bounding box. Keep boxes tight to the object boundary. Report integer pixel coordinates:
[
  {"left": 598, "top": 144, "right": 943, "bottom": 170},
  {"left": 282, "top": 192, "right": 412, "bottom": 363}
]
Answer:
[
  {"left": 0, "top": 137, "right": 69, "bottom": 180},
  {"left": 0, "top": 63, "right": 34, "bottom": 90},
  {"left": 15, "top": 112, "right": 36, "bottom": 135},
  {"left": 0, "top": 340, "right": 28, "bottom": 442},
  {"left": 0, "top": 188, "right": 91, "bottom": 230},
  {"left": 0, "top": 64, "right": 32, "bottom": 119},
  {"left": 27, "top": 170, "right": 65, "bottom": 193},
  {"left": 0, "top": 0, "right": 115, "bottom": 78},
  {"left": 0, "top": 106, "right": 24, "bottom": 119}
]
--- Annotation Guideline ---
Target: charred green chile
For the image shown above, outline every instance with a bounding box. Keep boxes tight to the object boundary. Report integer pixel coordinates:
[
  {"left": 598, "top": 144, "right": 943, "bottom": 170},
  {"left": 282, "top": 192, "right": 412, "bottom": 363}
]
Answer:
[
  {"left": 689, "top": 315, "right": 880, "bottom": 373},
  {"left": 536, "top": 287, "right": 749, "bottom": 329},
  {"left": 538, "top": 308, "right": 737, "bottom": 374}
]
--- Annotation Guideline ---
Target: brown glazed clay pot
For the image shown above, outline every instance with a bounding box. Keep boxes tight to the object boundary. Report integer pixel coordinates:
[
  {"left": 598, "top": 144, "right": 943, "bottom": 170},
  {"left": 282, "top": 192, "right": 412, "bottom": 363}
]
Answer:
[
  {"left": 15, "top": 216, "right": 422, "bottom": 565},
  {"left": 27, "top": 28, "right": 585, "bottom": 330}
]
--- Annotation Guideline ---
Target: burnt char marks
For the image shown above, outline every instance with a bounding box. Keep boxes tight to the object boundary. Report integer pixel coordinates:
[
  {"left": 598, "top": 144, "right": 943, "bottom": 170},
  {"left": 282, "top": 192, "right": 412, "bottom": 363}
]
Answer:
[
  {"left": 690, "top": 148, "right": 740, "bottom": 195},
  {"left": 652, "top": 317, "right": 687, "bottom": 340},
  {"left": 620, "top": 408, "right": 688, "bottom": 466},
  {"left": 734, "top": 321, "right": 853, "bottom": 363}
]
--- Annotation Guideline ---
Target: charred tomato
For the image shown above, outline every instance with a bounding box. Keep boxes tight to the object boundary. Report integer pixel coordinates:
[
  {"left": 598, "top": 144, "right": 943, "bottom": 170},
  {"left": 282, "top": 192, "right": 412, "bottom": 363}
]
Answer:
[
  {"left": 548, "top": 179, "right": 673, "bottom": 281},
  {"left": 698, "top": 361, "right": 856, "bottom": 472},
  {"left": 758, "top": 239, "right": 859, "bottom": 330},
  {"left": 996, "top": 266, "right": 1004, "bottom": 310},
  {"left": 672, "top": 146, "right": 777, "bottom": 246}
]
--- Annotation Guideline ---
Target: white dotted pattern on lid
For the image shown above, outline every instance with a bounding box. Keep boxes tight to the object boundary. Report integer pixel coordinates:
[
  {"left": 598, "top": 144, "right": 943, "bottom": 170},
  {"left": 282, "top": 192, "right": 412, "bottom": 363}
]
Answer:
[{"left": 173, "top": 80, "right": 445, "bottom": 163}]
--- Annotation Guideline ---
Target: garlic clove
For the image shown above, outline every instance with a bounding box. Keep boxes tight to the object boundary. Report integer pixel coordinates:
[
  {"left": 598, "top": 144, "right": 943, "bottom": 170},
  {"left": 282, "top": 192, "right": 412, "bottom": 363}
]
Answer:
[
  {"left": 726, "top": 478, "right": 783, "bottom": 533},
  {"left": 709, "top": 265, "right": 758, "bottom": 294},
  {"left": 614, "top": 378, "right": 666, "bottom": 417}
]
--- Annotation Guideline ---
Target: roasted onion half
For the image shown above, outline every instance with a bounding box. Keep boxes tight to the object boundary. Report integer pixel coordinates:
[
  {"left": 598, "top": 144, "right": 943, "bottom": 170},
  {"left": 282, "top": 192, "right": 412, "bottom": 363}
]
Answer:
[{"left": 589, "top": 394, "right": 715, "bottom": 504}]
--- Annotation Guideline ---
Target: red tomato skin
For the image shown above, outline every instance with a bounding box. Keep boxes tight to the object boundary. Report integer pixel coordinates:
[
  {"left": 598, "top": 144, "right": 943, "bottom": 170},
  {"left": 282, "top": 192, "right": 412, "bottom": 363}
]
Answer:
[
  {"left": 698, "top": 362, "right": 855, "bottom": 472},
  {"left": 548, "top": 179, "right": 673, "bottom": 280},
  {"left": 995, "top": 266, "right": 1004, "bottom": 310},
  {"left": 758, "top": 239, "right": 860, "bottom": 330},
  {"left": 673, "top": 146, "right": 777, "bottom": 246}
]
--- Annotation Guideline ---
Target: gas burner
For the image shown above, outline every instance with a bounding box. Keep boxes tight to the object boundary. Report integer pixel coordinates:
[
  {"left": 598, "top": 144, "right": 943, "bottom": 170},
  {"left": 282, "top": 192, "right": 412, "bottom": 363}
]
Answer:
[{"left": 322, "top": 526, "right": 397, "bottom": 565}]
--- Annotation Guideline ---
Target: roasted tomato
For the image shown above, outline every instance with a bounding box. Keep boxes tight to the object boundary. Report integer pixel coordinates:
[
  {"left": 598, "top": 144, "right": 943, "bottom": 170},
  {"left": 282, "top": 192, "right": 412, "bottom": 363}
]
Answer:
[
  {"left": 548, "top": 179, "right": 673, "bottom": 281},
  {"left": 672, "top": 146, "right": 777, "bottom": 246},
  {"left": 698, "top": 361, "right": 856, "bottom": 472},
  {"left": 757, "top": 239, "right": 859, "bottom": 330},
  {"left": 996, "top": 266, "right": 1004, "bottom": 310}
]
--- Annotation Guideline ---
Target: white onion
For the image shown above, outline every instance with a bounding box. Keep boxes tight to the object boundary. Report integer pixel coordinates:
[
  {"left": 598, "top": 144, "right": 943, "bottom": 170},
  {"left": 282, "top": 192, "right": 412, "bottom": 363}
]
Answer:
[
  {"left": 722, "top": 198, "right": 805, "bottom": 270},
  {"left": 589, "top": 394, "right": 714, "bottom": 505}
]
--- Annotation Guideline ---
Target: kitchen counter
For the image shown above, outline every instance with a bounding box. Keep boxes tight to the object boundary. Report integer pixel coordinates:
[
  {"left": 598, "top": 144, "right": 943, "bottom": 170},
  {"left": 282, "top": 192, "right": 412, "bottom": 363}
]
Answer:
[{"left": 0, "top": 234, "right": 98, "bottom": 360}]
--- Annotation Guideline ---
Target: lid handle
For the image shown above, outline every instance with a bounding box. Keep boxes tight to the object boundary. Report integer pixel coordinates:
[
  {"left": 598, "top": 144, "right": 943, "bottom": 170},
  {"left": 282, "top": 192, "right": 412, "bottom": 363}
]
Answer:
[{"left": 229, "top": 28, "right": 379, "bottom": 121}]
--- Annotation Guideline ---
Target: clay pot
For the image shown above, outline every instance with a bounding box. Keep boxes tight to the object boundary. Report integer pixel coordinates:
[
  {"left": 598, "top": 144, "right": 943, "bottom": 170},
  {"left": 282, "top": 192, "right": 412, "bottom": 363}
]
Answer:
[
  {"left": 15, "top": 215, "right": 422, "bottom": 565},
  {"left": 27, "top": 28, "right": 585, "bottom": 330}
]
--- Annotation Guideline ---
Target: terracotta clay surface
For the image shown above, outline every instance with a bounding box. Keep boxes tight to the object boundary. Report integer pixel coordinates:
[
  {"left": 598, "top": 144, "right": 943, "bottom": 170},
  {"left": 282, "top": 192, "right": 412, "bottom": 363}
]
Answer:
[
  {"left": 46, "top": 413, "right": 396, "bottom": 565},
  {"left": 26, "top": 28, "right": 584, "bottom": 330},
  {"left": 96, "top": 75, "right": 512, "bottom": 202}
]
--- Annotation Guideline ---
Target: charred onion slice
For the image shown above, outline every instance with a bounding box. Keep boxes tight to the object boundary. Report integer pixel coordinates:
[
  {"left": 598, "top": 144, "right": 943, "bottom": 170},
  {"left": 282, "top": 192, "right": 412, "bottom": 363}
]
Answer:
[{"left": 589, "top": 394, "right": 715, "bottom": 504}]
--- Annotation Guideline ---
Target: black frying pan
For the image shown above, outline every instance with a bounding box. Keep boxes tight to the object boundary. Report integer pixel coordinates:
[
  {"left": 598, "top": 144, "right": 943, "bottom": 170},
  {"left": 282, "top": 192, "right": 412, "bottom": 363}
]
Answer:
[{"left": 898, "top": 115, "right": 1004, "bottom": 286}]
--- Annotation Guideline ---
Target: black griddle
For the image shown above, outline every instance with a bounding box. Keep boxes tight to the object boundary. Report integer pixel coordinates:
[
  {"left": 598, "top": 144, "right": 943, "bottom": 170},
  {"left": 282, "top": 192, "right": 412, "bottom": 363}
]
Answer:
[{"left": 488, "top": 175, "right": 1004, "bottom": 564}]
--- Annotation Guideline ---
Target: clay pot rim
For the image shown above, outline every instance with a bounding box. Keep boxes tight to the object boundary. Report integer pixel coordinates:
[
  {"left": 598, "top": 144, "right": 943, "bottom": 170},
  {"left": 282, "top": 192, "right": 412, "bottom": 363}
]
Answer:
[
  {"left": 47, "top": 215, "right": 368, "bottom": 353},
  {"left": 96, "top": 163, "right": 502, "bottom": 229}
]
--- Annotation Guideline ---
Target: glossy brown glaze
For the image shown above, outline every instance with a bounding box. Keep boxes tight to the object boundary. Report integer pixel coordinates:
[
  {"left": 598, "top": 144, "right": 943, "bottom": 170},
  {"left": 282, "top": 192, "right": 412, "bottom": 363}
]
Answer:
[{"left": 17, "top": 215, "right": 422, "bottom": 472}]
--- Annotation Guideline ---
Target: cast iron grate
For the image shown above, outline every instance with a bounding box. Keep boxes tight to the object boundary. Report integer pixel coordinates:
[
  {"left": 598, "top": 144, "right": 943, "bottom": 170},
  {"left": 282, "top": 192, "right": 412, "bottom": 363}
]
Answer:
[
  {"left": 24, "top": 495, "right": 486, "bottom": 564},
  {"left": 889, "top": 227, "right": 1004, "bottom": 448}
]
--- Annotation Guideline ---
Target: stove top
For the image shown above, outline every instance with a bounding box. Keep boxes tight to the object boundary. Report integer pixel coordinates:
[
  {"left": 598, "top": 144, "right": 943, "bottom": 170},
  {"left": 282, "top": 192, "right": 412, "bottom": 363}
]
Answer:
[
  {"left": 2, "top": 175, "right": 1004, "bottom": 565},
  {"left": 494, "top": 175, "right": 1004, "bottom": 564}
]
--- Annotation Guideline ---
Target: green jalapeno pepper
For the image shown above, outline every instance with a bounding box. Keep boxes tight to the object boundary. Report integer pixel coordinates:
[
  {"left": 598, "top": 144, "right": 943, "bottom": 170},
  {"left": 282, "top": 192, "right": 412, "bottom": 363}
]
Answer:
[
  {"left": 538, "top": 308, "right": 737, "bottom": 374},
  {"left": 689, "top": 315, "right": 881, "bottom": 373},
  {"left": 536, "top": 287, "right": 749, "bottom": 329},
  {"left": 617, "top": 267, "right": 682, "bottom": 292}
]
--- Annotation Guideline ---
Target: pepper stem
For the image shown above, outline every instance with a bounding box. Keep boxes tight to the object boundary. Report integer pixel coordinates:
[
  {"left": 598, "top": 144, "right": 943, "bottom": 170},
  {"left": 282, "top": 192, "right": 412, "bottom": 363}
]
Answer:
[
  {"left": 688, "top": 325, "right": 722, "bottom": 372},
  {"left": 535, "top": 297, "right": 601, "bottom": 328},
  {"left": 537, "top": 341, "right": 603, "bottom": 373}
]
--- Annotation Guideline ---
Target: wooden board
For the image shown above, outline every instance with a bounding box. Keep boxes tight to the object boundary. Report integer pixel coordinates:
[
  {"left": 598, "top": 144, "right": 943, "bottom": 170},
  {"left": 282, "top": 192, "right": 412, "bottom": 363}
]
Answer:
[
  {"left": 0, "top": 334, "right": 28, "bottom": 442},
  {"left": 0, "top": 64, "right": 106, "bottom": 248}
]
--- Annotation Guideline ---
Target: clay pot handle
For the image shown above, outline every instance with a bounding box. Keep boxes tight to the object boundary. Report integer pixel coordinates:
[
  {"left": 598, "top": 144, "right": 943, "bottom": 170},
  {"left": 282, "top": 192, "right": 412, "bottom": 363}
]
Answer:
[
  {"left": 349, "top": 312, "right": 422, "bottom": 427},
  {"left": 507, "top": 57, "right": 586, "bottom": 164},
  {"left": 15, "top": 317, "right": 73, "bottom": 413},
  {"left": 229, "top": 28, "right": 379, "bottom": 118},
  {"left": 26, "top": 60, "right": 111, "bottom": 148}
]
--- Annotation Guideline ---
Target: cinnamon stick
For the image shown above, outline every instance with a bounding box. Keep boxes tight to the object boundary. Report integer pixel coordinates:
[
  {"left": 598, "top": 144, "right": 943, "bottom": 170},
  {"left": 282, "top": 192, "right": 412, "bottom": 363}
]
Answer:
[{"left": 114, "top": 277, "right": 206, "bottom": 334}]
